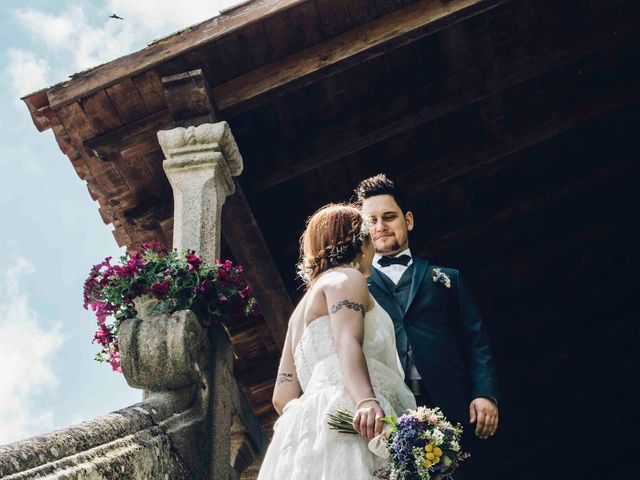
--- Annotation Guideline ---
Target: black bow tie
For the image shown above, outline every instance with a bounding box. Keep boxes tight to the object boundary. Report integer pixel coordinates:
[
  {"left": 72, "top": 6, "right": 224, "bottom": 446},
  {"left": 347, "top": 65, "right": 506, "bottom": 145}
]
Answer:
[{"left": 377, "top": 254, "right": 411, "bottom": 268}]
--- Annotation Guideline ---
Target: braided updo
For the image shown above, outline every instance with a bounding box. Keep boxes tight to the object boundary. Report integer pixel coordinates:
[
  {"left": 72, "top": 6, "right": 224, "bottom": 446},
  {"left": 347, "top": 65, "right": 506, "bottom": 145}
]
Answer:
[{"left": 297, "top": 203, "right": 371, "bottom": 285}]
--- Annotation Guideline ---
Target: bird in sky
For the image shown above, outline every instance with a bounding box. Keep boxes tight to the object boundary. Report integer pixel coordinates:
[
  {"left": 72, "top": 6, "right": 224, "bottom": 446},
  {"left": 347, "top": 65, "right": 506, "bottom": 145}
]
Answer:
[{"left": 109, "top": 14, "right": 124, "bottom": 20}]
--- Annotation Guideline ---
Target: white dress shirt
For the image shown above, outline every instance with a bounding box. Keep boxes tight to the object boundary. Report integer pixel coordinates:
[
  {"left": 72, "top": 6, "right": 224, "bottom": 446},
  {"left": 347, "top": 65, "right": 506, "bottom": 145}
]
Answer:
[{"left": 373, "top": 248, "right": 413, "bottom": 284}]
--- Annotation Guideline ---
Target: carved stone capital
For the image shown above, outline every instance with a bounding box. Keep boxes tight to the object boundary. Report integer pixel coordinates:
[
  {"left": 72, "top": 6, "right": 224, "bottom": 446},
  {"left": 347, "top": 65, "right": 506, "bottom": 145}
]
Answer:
[{"left": 158, "top": 121, "right": 243, "bottom": 264}]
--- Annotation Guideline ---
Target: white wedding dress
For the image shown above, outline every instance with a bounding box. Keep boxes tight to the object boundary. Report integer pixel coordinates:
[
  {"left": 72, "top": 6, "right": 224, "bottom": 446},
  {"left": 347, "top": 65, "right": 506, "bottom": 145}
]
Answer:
[{"left": 257, "top": 300, "right": 417, "bottom": 480}]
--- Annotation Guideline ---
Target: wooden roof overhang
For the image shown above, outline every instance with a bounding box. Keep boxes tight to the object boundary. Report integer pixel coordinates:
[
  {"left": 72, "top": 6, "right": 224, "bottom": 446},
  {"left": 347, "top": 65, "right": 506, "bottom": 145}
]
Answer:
[{"left": 23, "top": 0, "right": 640, "bottom": 457}]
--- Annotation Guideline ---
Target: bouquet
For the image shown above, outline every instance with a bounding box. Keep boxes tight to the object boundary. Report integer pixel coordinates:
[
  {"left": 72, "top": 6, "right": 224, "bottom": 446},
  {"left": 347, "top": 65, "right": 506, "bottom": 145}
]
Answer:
[
  {"left": 328, "top": 406, "right": 468, "bottom": 480},
  {"left": 83, "top": 242, "right": 257, "bottom": 372}
]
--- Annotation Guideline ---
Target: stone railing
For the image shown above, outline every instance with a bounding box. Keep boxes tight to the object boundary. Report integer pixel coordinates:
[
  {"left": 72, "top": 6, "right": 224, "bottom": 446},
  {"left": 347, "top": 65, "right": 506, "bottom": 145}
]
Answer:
[{"left": 0, "top": 310, "right": 267, "bottom": 480}]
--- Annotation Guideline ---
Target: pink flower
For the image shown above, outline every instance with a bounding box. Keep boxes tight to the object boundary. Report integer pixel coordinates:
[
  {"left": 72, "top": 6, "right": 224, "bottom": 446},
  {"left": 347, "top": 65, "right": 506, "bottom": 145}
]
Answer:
[
  {"left": 90, "top": 301, "right": 114, "bottom": 325},
  {"left": 150, "top": 280, "right": 171, "bottom": 299},
  {"left": 109, "top": 351, "right": 122, "bottom": 373},
  {"left": 186, "top": 251, "right": 202, "bottom": 272},
  {"left": 218, "top": 294, "right": 228, "bottom": 303},
  {"left": 93, "top": 324, "right": 113, "bottom": 345}
]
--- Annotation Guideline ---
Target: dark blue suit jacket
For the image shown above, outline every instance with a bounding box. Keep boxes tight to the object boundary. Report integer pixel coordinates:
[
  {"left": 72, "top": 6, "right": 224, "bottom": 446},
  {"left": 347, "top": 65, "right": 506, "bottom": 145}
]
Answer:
[{"left": 368, "top": 257, "right": 499, "bottom": 424}]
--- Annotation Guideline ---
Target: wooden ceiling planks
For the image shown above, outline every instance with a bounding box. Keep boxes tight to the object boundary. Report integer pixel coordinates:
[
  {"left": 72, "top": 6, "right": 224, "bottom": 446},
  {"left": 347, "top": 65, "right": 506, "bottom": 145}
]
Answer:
[
  {"left": 262, "top": 1, "right": 324, "bottom": 60},
  {"left": 245, "top": 0, "right": 639, "bottom": 192},
  {"left": 374, "top": 0, "right": 415, "bottom": 16},
  {"left": 131, "top": 70, "right": 167, "bottom": 114},
  {"left": 212, "top": 0, "right": 508, "bottom": 115},
  {"left": 315, "top": 0, "right": 354, "bottom": 37},
  {"left": 105, "top": 78, "right": 151, "bottom": 124},
  {"left": 79, "top": 90, "right": 123, "bottom": 134}
]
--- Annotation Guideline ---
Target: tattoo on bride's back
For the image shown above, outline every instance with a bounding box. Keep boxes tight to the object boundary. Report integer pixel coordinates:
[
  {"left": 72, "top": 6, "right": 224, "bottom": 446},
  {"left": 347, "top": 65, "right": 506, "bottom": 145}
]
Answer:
[{"left": 329, "top": 299, "right": 365, "bottom": 318}]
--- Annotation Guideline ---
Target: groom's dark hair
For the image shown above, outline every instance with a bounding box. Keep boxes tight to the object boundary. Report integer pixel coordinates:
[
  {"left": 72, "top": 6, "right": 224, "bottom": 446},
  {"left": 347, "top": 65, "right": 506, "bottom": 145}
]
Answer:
[{"left": 355, "top": 173, "right": 409, "bottom": 213}]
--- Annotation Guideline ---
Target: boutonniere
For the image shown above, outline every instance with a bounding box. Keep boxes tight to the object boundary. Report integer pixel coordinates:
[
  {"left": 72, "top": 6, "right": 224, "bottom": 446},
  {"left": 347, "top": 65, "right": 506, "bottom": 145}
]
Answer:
[{"left": 432, "top": 268, "right": 451, "bottom": 288}]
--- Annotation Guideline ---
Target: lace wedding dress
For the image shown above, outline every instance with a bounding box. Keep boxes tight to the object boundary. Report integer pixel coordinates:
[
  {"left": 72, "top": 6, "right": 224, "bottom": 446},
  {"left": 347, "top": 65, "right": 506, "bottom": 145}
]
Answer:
[{"left": 257, "top": 301, "right": 416, "bottom": 479}]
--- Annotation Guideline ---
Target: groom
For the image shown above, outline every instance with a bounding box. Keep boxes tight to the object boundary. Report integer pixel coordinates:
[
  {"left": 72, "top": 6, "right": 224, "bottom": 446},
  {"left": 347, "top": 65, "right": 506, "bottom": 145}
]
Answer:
[{"left": 355, "top": 174, "right": 499, "bottom": 463}]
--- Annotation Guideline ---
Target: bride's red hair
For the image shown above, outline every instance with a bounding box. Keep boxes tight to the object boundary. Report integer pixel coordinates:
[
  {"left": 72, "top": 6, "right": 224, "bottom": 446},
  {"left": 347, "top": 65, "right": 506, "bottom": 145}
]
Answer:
[{"left": 298, "top": 203, "right": 370, "bottom": 285}]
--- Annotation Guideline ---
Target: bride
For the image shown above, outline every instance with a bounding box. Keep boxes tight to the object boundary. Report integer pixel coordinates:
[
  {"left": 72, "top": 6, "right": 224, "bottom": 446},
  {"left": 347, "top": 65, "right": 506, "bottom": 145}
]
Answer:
[{"left": 258, "top": 204, "right": 416, "bottom": 479}]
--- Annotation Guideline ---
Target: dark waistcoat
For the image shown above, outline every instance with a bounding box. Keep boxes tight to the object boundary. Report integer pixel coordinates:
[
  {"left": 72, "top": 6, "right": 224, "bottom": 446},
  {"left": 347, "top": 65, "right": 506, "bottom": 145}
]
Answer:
[{"left": 376, "top": 265, "right": 414, "bottom": 376}]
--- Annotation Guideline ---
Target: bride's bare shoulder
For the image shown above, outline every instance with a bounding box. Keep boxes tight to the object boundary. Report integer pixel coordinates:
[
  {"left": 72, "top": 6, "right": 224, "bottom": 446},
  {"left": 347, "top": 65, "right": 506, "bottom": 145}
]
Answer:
[
  {"left": 315, "top": 267, "right": 367, "bottom": 291},
  {"left": 316, "top": 269, "right": 370, "bottom": 307}
]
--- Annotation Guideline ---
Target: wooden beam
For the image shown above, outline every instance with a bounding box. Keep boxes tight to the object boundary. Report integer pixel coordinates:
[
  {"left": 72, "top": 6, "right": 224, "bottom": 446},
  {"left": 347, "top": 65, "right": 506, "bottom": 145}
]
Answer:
[
  {"left": 250, "top": 18, "right": 639, "bottom": 191},
  {"left": 46, "top": 0, "right": 308, "bottom": 109},
  {"left": 83, "top": 110, "right": 173, "bottom": 161},
  {"left": 161, "top": 69, "right": 219, "bottom": 127},
  {"left": 222, "top": 181, "right": 292, "bottom": 347},
  {"left": 213, "top": 0, "right": 508, "bottom": 115}
]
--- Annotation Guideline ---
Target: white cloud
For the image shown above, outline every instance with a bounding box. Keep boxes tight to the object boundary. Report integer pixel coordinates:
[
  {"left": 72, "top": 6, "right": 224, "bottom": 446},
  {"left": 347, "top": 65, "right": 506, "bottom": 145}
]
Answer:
[
  {"left": 13, "top": 7, "right": 78, "bottom": 49},
  {"left": 0, "top": 258, "right": 63, "bottom": 444},
  {"left": 5, "top": 48, "right": 50, "bottom": 103},
  {"left": 13, "top": 0, "right": 239, "bottom": 72}
]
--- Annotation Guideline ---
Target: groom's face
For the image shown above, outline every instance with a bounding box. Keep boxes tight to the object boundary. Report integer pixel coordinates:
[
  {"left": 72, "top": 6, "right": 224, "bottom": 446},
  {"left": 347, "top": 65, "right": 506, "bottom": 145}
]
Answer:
[{"left": 361, "top": 194, "right": 414, "bottom": 256}]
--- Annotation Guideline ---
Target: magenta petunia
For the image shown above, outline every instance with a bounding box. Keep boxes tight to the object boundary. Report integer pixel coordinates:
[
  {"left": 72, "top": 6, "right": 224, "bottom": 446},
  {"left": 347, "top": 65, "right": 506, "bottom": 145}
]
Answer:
[
  {"left": 93, "top": 324, "right": 113, "bottom": 345},
  {"left": 186, "top": 250, "right": 202, "bottom": 272},
  {"left": 150, "top": 280, "right": 171, "bottom": 299},
  {"left": 109, "top": 351, "right": 122, "bottom": 373}
]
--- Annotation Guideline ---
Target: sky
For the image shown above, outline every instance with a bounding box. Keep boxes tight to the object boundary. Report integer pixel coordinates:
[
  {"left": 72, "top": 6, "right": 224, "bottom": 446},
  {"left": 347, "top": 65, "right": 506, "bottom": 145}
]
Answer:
[{"left": 0, "top": 0, "right": 239, "bottom": 445}]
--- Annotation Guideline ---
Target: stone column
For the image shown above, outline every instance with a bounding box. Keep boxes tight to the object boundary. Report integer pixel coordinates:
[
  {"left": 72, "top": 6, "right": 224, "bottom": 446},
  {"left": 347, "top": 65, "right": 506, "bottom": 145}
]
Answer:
[
  {"left": 158, "top": 122, "right": 243, "bottom": 264},
  {"left": 157, "top": 121, "right": 244, "bottom": 480}
]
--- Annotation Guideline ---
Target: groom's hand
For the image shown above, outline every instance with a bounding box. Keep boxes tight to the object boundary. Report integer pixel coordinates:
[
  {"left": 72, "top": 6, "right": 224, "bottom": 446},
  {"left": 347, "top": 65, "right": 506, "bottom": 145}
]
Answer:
[{"left": 469, "top": 397, "right": 499, "bottom": 439}]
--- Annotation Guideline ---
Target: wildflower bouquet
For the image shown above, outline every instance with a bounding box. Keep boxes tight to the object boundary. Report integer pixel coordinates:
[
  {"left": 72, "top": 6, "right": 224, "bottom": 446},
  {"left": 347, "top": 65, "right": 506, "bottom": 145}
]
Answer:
[
  {"left": 83, "top": 242, "right": 257, "bottom": 372},
  {"left": 328, "top": 406, "right": 467, "bottom": 480}
]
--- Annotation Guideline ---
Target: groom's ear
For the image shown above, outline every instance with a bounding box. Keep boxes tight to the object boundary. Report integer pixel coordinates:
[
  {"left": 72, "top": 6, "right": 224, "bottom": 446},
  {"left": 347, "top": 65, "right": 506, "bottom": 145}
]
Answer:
[{"left": 405, "top": 211, "right": 414, "bottom": 231}]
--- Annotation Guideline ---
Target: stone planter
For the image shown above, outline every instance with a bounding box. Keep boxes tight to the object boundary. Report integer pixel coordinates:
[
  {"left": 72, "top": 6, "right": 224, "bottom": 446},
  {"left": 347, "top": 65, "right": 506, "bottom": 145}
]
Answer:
[{"left": 119, "top": 296, "right": 209, "bottom": 391}]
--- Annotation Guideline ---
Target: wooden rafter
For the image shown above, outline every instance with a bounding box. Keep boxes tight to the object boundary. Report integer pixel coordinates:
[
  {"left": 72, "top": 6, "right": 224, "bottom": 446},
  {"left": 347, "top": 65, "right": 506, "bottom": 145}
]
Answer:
[{"left": 222, "top": 182, "right": 292, "bottom": 347}]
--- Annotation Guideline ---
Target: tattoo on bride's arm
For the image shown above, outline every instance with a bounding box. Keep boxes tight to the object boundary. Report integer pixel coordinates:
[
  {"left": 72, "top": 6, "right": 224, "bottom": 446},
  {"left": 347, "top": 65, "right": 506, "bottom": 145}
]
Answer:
[
  {"left": 329, "top": 299, "right": 366, "bottom": 318},
  {"left": 276, "top": 373, "right": 295, "bottom": 385}
]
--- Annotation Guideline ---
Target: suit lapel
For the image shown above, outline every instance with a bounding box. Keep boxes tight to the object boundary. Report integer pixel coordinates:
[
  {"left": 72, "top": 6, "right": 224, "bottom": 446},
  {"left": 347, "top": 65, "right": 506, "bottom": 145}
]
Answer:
[{"left": 405, "top": 256, "right": 429, "bottom": 317}]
